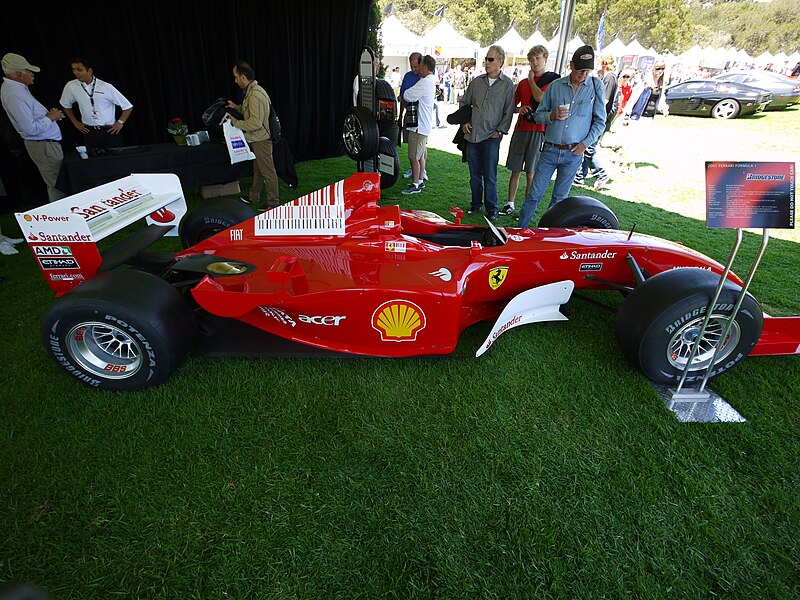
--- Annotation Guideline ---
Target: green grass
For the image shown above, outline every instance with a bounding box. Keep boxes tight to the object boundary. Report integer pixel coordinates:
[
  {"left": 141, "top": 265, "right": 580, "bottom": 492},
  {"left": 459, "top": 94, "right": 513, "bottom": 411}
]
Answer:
[{"left": 1, "top": 129, "right": 799, "bottom": 597}]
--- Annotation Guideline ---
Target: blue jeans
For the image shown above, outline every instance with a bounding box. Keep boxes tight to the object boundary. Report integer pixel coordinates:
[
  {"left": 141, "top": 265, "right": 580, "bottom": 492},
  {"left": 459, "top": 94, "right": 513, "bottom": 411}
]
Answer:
[
  {"left": 518, "top": 145, "right": 583, "bottom": 227},
  {"left": 466, "top": 136, "right": 501, "bottom": 213}
]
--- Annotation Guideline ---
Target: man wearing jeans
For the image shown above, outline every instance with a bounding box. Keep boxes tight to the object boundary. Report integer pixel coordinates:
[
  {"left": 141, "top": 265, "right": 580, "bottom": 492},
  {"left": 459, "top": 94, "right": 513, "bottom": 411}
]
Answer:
[
  {"left": 460, "top": 45, "right": 514, "bottom": 221},
  {"left": 518, "top": 46, "right": 606, "bottom": 228}
]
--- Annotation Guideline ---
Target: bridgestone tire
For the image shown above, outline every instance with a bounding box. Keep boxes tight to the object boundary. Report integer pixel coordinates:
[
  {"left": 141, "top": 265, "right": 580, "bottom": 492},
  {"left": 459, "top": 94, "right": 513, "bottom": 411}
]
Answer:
[
  {"left": 538, "top": 196, "right": 619, "bottom": 229},
  {"left": 180, "top": 198, "right": 256, "bottom": 249},
  {"left": 615, "top": 269, "right": 763, "bottom": 384},
  {"left": 41, "top": 270, "right": 197, "bottom": 391},
  {"left": 343, "top": 106, "right": 380, "bottom": 161},
  {"left": 377, "top": 136, "right": 400, "bottom": 190}
]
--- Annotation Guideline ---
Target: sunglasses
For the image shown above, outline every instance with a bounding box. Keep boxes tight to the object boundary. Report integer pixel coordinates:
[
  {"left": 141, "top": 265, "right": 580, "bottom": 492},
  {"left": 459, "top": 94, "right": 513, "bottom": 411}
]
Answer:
[
  {"left": 621, "top": 75, "right": 631, "bottom": 78},
  {"left": 654, "top": 67, "right": 664, "bottom": 71},
  {"left": 485, "top": 57, "right": 497, "bottom": 62}
]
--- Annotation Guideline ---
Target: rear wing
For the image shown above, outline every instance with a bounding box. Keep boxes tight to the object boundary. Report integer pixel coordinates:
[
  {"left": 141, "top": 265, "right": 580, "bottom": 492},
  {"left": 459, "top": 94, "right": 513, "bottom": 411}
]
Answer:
[{"left": 14, "top": 173, "right": 187, "bottom": 295}]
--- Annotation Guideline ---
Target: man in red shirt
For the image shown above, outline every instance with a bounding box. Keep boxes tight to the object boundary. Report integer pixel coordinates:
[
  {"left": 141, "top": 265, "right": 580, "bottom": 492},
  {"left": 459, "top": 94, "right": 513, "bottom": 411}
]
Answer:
[{"left": 499, "top": 46, "right": 559, "bottom": 217}]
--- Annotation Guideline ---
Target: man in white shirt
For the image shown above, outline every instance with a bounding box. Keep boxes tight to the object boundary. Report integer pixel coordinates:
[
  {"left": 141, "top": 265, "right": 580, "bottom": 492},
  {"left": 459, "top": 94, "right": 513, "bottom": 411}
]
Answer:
[
  {"left": 60, "top": 57, "right": 133, "bottom": 150},
  {"left": 401, "top": 54, "right": 436, "bottom": 195},
  {"left": 1, "top": 52, "right": 66, "bottom": 201}
]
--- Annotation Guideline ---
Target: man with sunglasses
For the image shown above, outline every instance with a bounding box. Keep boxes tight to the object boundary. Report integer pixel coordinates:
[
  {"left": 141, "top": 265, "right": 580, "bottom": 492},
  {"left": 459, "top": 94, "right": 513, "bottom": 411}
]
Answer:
[
  {"left": 460, "top": 45, "right": 515, "bottom": 221},
  {"left": 518, "top": 45, "right": 607, "bottom": 228}
]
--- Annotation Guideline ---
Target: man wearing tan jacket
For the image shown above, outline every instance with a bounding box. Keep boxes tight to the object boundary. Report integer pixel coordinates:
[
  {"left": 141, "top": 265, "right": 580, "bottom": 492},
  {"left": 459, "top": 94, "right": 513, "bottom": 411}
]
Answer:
[{"left": 227, "top": 61, "right": 279, "bottom": 208}]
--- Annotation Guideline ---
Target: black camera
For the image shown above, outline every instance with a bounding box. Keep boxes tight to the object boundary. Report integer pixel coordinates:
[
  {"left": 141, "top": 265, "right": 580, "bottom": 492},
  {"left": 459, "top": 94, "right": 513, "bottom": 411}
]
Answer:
[{"left": 522, "top": 109, "right": 537, "bottom": 122}]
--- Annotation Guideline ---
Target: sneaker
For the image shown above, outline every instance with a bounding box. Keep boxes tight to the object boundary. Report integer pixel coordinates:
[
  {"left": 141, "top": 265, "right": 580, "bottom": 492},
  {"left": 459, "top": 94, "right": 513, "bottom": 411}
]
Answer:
[
  {"left": 240, "top": 196, "right": 255, "bottom": 205},
  {"left": 467, "top": 206, "right": 481, "bottom": 215},
  {"left": 498, "top": 204, "right": 515, "bottom": 217},
  {"left": 594, "top": 175, "right": 610, "bottom": 190},
  {"left": 423, "top": 170, "right": 428, "bottom": 181},
  {"left": 574, "top": 177, "right": 586, "bottom": 186},
  {"left": 403, "top": 169, "right": 413, "bottom": 179},
  {"left": 0, "top": 236, "right": 23, "bottom": 245},
  {"left": 401, "top": 183, "right": 422, "bottom": 195},
  {"left": 416, "top": 181, "right": 426, "bottom": 189},
  {"left": 487, "top": 212, "right": 498, "bottom": 222},
  {"left": 0, "top": 241, "right": 18, "bottom": 255}
]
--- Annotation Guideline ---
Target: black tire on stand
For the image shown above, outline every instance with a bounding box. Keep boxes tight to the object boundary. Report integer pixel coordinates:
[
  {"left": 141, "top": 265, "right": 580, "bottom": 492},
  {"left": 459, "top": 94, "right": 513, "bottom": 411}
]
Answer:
[
  {"left": 615, "top": 268, "right": 763, "bottom": 384},
  {"left": 180, "top": 198, "right": 257, "bottom": 249},
  {"left": 41, "top": 270, "right": 197, "bottom": 391},
  {"left": 538, "top": 196, "right": 620, "bottom": 229},
  {"left": 377, "top": 136, "right": 400, "bottom": 190},
  {"left": 342, "top": 106, "right": 380, "bottom": 161}
]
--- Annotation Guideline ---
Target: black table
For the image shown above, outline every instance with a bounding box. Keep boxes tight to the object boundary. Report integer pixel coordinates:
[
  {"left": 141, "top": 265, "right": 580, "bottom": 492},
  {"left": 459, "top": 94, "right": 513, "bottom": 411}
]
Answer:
[{"left": 56, "top": 141, "right": 252, "bottom": 195}]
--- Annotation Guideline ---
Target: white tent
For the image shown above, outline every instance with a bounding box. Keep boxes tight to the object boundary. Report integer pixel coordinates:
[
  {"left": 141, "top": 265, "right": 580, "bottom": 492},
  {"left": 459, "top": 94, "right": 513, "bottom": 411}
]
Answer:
[
  {"left": 524, "top": 30, "right": 549, "bottom": 51},
  {"left": 379, "top": 15, "right": 423, "bottom": 58},
  {"left": 492, "top": 27, "right": 527, "bottom": 58},
  {"left": 421, "top": 19, "right": 479, "bottom": 58},
  {"left": 566, "top": 34, "right": 584, "bottom": 53},
  {"left": 754, "top": 50, "right": 774, "bottom": 65},
  {"left": 625, "top": 38, "right": 648, "bottom": 57},
  {"left": 601, "top": 36, "right": 628, "bottom": 58}
]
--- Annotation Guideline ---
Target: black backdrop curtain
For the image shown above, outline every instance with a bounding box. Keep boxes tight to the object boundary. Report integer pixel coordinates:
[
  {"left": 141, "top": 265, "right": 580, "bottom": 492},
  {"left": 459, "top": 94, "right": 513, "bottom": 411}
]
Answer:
[{"left": 1, "top": 0, "right": 371, "bottom": 204}]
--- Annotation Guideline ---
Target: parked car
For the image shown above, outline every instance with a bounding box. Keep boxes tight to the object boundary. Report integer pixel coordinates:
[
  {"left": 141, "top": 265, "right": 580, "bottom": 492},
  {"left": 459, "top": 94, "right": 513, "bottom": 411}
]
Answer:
[
  {"left": 714, "top": 70, "right": 800, "bottom": 109},
  {"left": 664, "top": 80, "right": 771, "bottom": 119}
]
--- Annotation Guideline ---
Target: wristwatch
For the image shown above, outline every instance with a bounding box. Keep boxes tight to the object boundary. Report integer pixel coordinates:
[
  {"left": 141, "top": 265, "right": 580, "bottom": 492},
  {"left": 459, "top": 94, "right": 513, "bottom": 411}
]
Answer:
[{"left": 117, "top": 119, "right": 125, "bottom": 125}]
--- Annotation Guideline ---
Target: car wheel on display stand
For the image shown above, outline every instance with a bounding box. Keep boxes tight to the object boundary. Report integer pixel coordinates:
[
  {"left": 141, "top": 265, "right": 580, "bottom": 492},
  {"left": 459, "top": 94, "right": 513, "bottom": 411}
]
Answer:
[
  {"left": 615, "top": 269, "right": 763, "bottom": 384},
  {"left": 40, "top": 270, "right": 197, "bottom": 391},
  {"left": 376, "top": 136, "right": 400, "bottom": 190},
  {"left": 342, "top": 106, "right": 380, "bottom": 161},
  {"left": 180, "top": 198, "right": 257, "bottom": 248},
  {"left": 538, "top": 196, "right": 620, "bottom": 229}
]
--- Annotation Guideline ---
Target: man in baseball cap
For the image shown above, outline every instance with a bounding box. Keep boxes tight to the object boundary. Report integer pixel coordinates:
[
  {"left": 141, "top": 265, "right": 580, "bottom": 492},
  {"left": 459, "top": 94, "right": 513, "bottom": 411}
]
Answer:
[
  {"left": 1, "top": 52, "right": 66, "bottom": 201},
  {"left": 1, "top": 53, "right": 41, "bottom": 73},
  {"left": 517, "top": 44, "right": 607, "bottom": 227}
]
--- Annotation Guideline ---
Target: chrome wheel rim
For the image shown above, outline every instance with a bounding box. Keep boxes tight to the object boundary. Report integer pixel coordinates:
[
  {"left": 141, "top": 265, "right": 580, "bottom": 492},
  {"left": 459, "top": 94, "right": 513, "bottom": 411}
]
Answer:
[
  {"left": 342, "top": 114, "right": 363, "bottom": 155},
  {"left": 67, "top": 322, "right": 143, "bottom": 379},
  {"left": 666, "top": 314, "right": 740, "bottom": 371},
  {"left": 714, "top": 100, "right": 737, "bottom": 119}
]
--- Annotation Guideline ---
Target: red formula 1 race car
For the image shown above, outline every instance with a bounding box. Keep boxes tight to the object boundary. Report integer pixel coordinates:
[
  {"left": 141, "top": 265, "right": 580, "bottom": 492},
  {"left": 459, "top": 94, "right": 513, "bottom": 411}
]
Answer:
[{"left": 15, "top": 172, "right": 800, "bottom": 391}]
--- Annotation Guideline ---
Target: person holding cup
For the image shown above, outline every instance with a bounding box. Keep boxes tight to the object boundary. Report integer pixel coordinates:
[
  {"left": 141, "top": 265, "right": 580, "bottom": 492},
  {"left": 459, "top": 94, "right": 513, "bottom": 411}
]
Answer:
[{"left": 518, "top": 45, "right": 607, "bottom": 228}]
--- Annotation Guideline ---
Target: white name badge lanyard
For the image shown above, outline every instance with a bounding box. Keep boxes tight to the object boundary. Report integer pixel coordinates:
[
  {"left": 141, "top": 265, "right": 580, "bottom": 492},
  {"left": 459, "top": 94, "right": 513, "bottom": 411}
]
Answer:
[{"left": 81, "top": 78, "right": 98, "bottom": 120}]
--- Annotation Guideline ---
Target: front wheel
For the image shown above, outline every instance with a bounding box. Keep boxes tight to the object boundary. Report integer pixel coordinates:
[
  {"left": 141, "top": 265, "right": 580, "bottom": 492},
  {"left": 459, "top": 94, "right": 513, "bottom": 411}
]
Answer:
[
  {"left": 711, "top": 99, "right": 740, "bottom": 120},
  {"left": 615, "top": 269, "right": 763, "bottom": 384},
  {"left": 41, "top": 270, "right": 197, "bottom": 391}
]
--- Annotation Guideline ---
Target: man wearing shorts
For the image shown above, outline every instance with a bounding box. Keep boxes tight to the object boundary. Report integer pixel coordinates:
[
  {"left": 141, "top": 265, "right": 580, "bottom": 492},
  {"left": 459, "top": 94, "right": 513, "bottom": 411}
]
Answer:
[
  {"left": 401, "top": 55, "right": 436, "bottom": 194},
  {"left": 499, "top": 45, "right": 559, "bottom": 217}
]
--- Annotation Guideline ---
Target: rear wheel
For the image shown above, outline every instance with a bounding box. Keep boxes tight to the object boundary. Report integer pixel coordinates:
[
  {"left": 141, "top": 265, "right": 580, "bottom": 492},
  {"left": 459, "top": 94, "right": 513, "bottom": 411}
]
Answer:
[
  {"left": 180, "top": 198, "right": 256, "bottom": 248},
  {"left": 538, "top": 196, "right": 619, "bottom": 229},
  {"left": 711, "top": 99, "right": 740, "bottom": 119},
  {"left": 615, "top": 269, "right": 763, "bottom": 384},
  {"left": 41, "top": 270, "right": 197, "bottom": 391}
]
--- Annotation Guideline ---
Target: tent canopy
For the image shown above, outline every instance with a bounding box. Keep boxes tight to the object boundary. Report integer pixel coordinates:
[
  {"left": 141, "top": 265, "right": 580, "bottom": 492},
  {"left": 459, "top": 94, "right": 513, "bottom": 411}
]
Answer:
[
  {"left": 380, "top": 14, "right": 424, "bottom": 57},
  {"left": 524, "top": 30, "right": 549, "bottom": 51},
  {"left": 492, "top": 26, "right": 527, "bottom": 57},
  {"left": 422, "top": 18, "right": 479, "bottom": 58}
]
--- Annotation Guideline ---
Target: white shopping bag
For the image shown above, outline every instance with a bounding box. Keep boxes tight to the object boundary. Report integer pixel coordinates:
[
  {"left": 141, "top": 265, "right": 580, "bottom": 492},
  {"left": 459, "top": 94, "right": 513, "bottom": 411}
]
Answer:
[{"left": 222, "top": 119, "right": 256, "bottom": 164}]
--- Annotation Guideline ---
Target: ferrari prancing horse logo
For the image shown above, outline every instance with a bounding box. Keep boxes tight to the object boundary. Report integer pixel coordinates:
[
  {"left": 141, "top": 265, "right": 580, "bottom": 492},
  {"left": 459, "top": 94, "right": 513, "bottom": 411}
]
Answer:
[{"left": 488, "top": 266, "right": 509, "bottom": 290}]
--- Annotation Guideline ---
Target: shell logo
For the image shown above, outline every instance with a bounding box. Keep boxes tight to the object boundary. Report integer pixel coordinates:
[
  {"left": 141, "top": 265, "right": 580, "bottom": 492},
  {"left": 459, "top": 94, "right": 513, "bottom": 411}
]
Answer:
[{"left": 371, "top": 300, "right": 426, "bottom": 342}]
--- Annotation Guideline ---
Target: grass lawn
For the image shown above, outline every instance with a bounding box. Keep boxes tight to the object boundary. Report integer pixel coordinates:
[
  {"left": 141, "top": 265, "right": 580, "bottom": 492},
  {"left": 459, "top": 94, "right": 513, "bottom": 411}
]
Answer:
[{"left": 0, "top": 108, "right": 798, "bottom": 597}]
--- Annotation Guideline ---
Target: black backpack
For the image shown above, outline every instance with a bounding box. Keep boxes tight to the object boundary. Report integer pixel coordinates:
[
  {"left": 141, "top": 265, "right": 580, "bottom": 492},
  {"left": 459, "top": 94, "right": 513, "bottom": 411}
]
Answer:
[{"left": 268, "top": 100, "right": 281, "bottom": 142}]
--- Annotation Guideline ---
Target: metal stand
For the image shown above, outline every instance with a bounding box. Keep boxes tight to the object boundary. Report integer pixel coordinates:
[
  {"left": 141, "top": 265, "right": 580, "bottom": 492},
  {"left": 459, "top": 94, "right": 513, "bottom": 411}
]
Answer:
[{"left": 658, "top": 228, "right": 771, "bottom": 422}]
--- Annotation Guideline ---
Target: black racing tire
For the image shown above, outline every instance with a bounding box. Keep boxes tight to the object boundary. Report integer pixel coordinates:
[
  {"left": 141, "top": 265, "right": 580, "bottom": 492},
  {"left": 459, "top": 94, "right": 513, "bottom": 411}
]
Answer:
[
  {"left": 377, "top": 136, "right": 400, "bottom": 190},
  {"left": 180, "top": 198, "right": 256, "bottom": 249},
  {"left": 41, "top": 270, "right": 197, "bottom": 391},
  {"left": 375, "top": 78, "right": 396, "bottom": 102},
  {"left": 615, "top": 269, "right": 763, "bottom": 384},
  {"left": 343, "top": 106, "right": 380, "bottom": 161},
  {"left": 711, "top": 98, "right": 741, "bottom": 120},
  {"left": 538, "top": 196, "right": 619, "bottom": 229}
]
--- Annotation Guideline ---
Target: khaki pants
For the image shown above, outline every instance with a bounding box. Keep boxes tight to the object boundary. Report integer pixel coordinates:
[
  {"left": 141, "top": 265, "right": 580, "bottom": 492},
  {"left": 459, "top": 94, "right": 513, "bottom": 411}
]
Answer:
[
  {"left": 24, "top": 140, "right": 65, "bottom": 201},
  {"left": 249, "top": 140, "right": 279, "bottom": 207}
]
